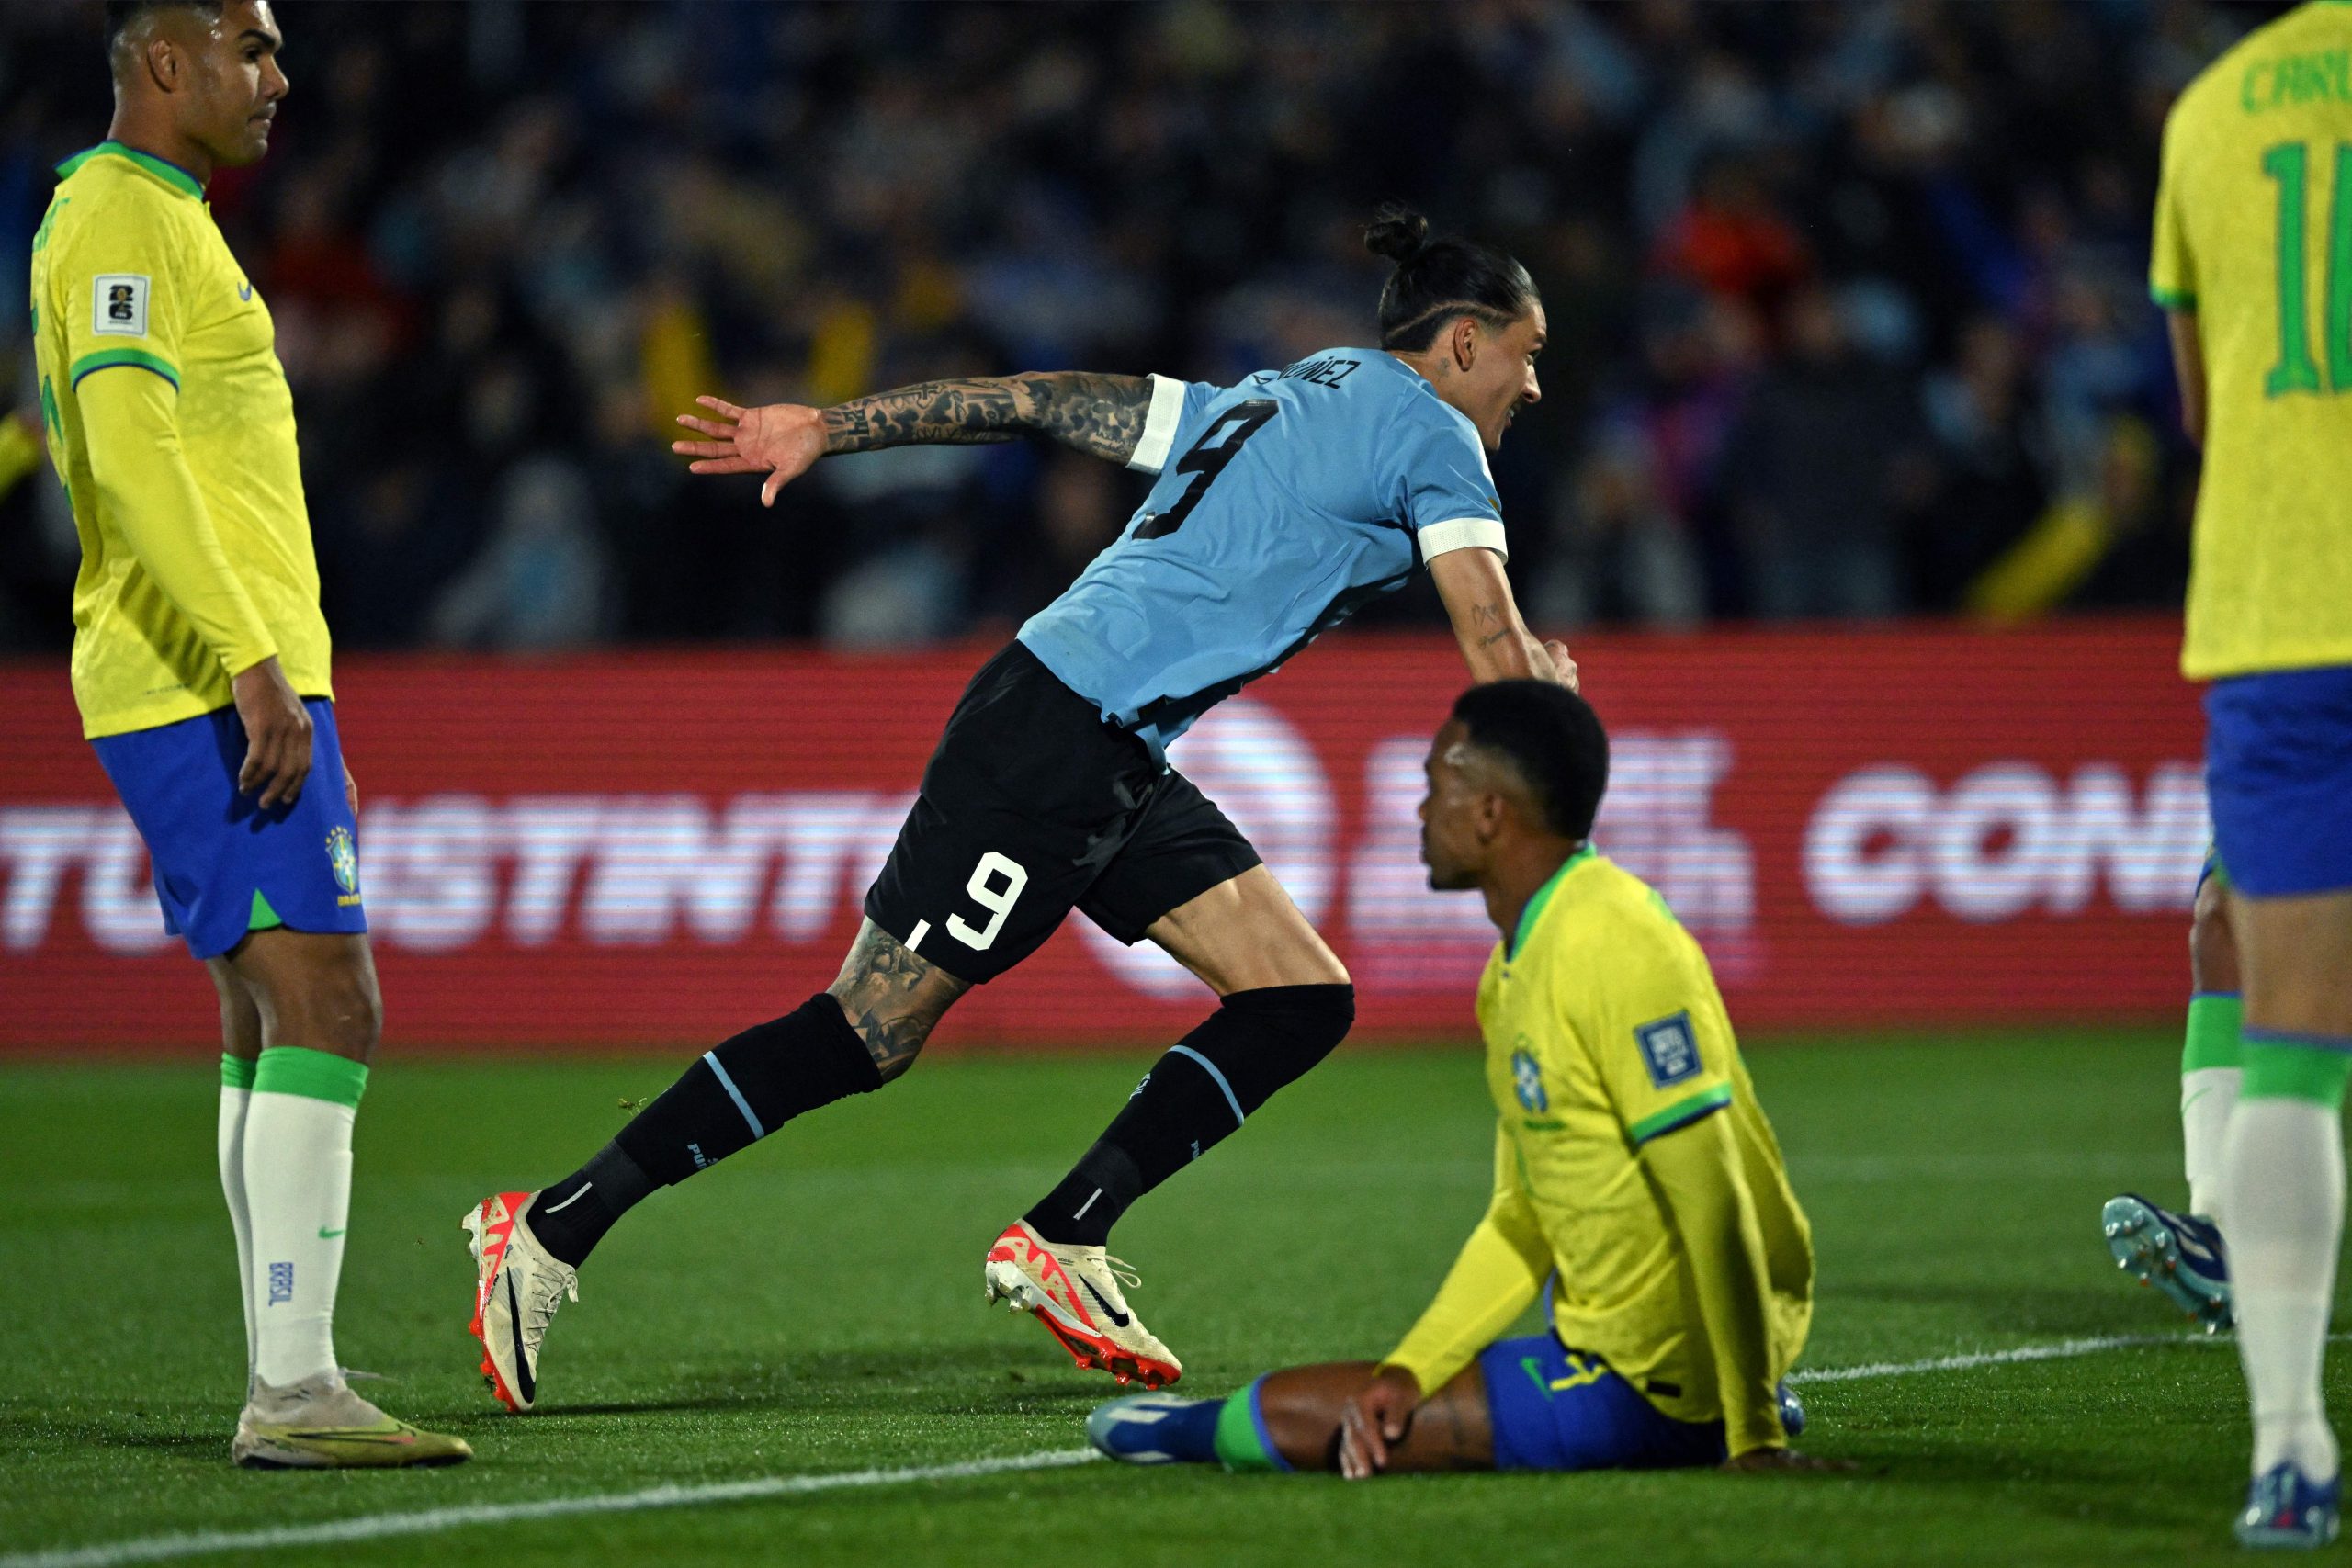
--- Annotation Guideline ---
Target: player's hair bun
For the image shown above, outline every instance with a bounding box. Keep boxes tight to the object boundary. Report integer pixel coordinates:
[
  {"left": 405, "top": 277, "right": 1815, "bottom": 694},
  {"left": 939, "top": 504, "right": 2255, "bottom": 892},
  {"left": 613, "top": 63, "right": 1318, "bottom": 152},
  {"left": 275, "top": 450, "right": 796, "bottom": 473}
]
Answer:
[{"left": 1363, "top": 202, "right": 1430, "bottom": 264}]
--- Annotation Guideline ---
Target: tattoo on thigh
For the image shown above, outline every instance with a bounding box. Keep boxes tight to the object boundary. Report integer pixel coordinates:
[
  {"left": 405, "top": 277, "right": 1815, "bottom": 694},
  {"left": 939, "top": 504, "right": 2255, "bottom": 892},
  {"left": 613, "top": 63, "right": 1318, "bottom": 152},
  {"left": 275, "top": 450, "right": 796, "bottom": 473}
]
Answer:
[{"left": 831, "top": 922, "right": 966, "bottom": 1080}]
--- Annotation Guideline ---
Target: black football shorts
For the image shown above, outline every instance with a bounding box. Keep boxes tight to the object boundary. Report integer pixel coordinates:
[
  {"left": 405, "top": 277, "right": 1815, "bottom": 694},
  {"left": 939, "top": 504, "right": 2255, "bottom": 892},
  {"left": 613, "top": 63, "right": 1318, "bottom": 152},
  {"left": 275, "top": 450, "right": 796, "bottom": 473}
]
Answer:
[{"left": 863, "top": 641, "right": 1262, "bottom": 985}]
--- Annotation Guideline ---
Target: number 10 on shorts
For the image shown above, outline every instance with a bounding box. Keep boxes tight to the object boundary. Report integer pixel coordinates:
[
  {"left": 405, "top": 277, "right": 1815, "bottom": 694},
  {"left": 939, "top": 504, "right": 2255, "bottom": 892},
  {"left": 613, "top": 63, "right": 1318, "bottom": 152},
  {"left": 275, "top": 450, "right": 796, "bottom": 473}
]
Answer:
[{"left": 948, "top": 852, "right": 1028, "bottom": 951}]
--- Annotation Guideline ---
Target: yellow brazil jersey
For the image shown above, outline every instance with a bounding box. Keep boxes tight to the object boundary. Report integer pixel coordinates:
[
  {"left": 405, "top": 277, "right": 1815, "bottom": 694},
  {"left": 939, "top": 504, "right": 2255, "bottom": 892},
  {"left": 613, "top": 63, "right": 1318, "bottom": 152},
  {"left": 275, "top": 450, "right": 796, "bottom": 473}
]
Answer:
[
  {"left": 2153, "top": 2, "right": 2352, "bottom": 680},
  {"left": 1474, "top": 848, "right": 1814, "bottom": 1427},
  {"left": 29, "top": 141, "right": 330, "bottom": 739}
]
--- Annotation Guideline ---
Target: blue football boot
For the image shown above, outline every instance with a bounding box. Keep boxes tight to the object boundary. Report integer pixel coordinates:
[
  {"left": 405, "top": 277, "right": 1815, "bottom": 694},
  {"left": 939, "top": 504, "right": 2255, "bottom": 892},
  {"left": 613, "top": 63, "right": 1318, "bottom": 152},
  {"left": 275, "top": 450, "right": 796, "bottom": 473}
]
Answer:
[
  {"left": 1085, "top": 1392, "right": 1221, "bottom": 1465},
  {"left": 2102, "top": 1193, "right": 2233, "bottom": 1333},
  {"left": 2236, "top": 1461, "right": 2341, "bottom": 1549},
  {"left": 1778, "top": 1380, "right": 1806, "bottom": 1440}
]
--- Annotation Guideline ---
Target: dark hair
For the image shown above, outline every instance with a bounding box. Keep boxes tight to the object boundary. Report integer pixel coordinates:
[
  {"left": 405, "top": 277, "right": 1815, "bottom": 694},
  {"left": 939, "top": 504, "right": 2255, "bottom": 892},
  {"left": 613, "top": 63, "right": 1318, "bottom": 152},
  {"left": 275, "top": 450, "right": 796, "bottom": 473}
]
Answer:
[
  {"left": 105, "top": 1, "right": 223, "bottom": 58},
  {"left": 1364, "top": 201, "right": 1540, "bottom": 352},
  {"left": 1450, "top": 680, "right": 1608, "bottom": 840}
]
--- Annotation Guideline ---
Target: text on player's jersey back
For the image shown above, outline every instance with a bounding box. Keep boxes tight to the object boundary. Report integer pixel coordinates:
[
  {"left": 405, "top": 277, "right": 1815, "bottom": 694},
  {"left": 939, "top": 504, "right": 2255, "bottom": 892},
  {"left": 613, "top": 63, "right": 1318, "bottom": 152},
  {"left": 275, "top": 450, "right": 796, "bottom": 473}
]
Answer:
[
  {"left": 2153, "top": 2, "right": 2352, "bottom": 679},
  {"left": 1017, "top": 349, "right": 1508, "bottom": 760}
]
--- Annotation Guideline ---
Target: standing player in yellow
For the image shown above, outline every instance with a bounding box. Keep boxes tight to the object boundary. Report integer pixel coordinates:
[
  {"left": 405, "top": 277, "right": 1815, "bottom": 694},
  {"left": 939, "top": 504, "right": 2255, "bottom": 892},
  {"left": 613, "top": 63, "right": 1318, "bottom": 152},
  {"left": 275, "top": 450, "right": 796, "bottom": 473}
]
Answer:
[
  {"left": 29, "top": 0, "right": 466, "bottom": 1468},
  {"left": 2149, "top": 0, "right": 2352, "bottom": 1546},
  {"left": 1084, "top": 683, "right": 1826, "bottom": 1478}
]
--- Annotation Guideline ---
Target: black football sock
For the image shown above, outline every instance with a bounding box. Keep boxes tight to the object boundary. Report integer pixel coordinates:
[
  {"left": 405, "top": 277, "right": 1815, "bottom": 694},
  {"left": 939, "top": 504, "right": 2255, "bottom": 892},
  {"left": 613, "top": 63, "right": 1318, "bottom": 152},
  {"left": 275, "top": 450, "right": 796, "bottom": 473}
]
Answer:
[
  {"left": 1025, "top": 983, "right": 1354, "bottom": 1247},
  {"left": 529, "top": 994, "right": 882, "bottom": 1267},
  {"left": 524, "top": 1140, "right": 651, "bottom": 1267}
]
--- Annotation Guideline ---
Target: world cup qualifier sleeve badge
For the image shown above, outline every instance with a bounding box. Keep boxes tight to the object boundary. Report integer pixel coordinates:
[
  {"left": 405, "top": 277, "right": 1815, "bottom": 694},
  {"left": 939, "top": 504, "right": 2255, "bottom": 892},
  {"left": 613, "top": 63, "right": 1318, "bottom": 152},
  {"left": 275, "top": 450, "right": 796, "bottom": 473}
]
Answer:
[{"left": 325, "top": 826, "right": 361, "bottom": 908}]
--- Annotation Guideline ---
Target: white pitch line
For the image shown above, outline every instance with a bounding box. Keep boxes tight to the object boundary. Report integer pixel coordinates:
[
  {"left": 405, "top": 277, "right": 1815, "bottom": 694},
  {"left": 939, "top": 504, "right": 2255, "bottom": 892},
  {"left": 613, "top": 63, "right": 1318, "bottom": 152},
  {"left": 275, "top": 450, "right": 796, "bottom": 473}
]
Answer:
[
  {"left": 0, "top": 1449, "right": 1102, "bottom": 1568},
  {"left": 1, "top": 1331, "right": 2291, "bottom": 1568},
  {"left": 1787, "top": 1331, "right": 2211, "bottom": 1384}
]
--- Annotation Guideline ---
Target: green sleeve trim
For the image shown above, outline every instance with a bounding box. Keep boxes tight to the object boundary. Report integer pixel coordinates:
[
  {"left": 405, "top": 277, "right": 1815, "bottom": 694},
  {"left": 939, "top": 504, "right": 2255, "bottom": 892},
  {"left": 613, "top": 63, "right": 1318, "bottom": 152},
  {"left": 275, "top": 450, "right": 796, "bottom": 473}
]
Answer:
[
  {"left": 2242, "top": 1041, "right": 2352, "bottom": 1108},
  {"left": 1212, "top": 1377, "right": 1289, "bottom": 1472},
  {"left": 2150, "top": 285, "right": 2198, "bottom": 312},
  {"left": 70, "top": 349, "right": 179, "bottom": 392},
  {"left": 1628, "top": 1083, "right": 1733, "bottom": 1146},
  {"left": 2183, "top": 993, "right": 2244, "bottom": 1075},
  {"left": 253, "top": 1046, "right": 369, "bottom": 1109},
  {"left": 220, "top": 1054, "right": 257, "bottom": 1091},
  {"left": 55, "top": 141, "right": 206, "bottom": 200}
]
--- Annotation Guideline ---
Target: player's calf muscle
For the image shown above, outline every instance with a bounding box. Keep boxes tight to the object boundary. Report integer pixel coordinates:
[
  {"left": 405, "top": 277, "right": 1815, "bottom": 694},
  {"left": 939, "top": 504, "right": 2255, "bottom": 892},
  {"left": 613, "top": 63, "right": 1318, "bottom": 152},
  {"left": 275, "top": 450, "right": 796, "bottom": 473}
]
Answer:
[{"left": 827, "top": 919, "right": 967, "bottom": 1079}]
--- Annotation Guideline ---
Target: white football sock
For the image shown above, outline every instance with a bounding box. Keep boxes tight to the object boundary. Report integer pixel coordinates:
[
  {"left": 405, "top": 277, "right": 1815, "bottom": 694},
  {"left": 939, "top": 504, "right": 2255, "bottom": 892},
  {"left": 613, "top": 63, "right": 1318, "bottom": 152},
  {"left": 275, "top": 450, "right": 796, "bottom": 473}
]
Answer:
[
  {"left": 2183, "top": 1066, "right": 2242, "bottom": 1222},
  {"left": 243, "top": 1077, "right": 357, "bottom": 1390},
  {"left": 2225, "top": 1095, "right": 2344, "bottom": 1480},
  {"left": 217, "top": 1080, "right": 257, "bottom": 1386}
]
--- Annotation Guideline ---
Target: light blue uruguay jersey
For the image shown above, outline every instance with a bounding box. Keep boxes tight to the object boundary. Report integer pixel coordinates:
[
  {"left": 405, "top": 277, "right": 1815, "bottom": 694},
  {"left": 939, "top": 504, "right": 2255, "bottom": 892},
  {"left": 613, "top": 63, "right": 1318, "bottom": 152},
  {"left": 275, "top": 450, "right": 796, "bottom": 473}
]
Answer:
[{"left": 1017, "top": 348, "right": 1509, "bottom": 761}]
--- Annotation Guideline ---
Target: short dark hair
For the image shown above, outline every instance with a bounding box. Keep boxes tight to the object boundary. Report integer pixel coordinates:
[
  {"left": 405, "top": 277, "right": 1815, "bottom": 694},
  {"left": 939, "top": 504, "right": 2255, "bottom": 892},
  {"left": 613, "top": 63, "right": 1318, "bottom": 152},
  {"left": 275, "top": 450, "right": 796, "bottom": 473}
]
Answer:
[
  {"left": 1363, "top": 202, "right": 1541, "bottom": 352},
  {"left": 105, "top": 1, "right": 223, "bottom": 60},
  {"left": 1450, "top": 680, "right": 1608, "bottom": 840}
]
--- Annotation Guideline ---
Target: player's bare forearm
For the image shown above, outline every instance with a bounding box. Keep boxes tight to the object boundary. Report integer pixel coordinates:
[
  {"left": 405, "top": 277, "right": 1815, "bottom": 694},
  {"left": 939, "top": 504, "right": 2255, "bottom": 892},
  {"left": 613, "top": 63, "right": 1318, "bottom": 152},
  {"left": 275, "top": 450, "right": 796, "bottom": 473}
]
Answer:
[
  {"left": 1430, "top": 547, "right": 1577, "bottom": 688},
  {"left": 1458, "top": 611, "right": 1557, "bottom": 684},
  {"left": 820, "top": 372, "right": 1154, "bottom": 464}
]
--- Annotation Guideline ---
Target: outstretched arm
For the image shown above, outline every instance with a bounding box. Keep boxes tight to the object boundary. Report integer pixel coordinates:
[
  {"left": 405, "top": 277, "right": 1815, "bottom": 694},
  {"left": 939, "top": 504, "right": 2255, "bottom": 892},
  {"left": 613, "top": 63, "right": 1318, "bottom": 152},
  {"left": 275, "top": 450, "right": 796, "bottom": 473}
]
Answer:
[{"left": 673, "top": 373, "right": 1155, "bottom": 506}]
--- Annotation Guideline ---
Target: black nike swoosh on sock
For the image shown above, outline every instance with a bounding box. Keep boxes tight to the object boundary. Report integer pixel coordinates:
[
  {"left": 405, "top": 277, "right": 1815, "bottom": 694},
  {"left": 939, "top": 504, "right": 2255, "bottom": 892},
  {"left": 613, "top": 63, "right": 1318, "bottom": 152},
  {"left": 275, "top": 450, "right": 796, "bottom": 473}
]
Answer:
[
  {"left": 1078, "top": 1276, "right": 1131, "bottom": 1328},
  {"left": 505, "top": 1272, "right": 535, "bottom": 1404}
]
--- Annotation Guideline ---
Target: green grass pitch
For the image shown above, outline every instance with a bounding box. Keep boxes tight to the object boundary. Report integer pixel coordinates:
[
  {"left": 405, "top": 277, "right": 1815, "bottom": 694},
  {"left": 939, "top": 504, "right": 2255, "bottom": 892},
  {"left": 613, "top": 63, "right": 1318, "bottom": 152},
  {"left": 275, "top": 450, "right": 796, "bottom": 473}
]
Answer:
[{"left": 3, "top": 1030, "right": 2343, "bottom": 1566}]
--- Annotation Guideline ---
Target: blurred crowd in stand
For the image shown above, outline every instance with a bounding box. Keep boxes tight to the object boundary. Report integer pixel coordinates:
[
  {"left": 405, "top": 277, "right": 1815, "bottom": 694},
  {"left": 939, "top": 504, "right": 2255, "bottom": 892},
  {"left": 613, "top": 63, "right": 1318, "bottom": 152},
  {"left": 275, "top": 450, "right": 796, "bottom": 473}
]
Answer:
[{"left": 0, "top": 0, "right": 2255, "bottom": 654}]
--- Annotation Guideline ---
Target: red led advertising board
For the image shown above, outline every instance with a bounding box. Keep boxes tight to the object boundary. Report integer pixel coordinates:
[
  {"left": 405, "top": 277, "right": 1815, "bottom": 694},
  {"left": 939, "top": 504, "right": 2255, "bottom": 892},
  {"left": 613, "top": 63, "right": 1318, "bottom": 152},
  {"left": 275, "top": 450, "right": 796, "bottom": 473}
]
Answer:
[{"left": 0, "top": 620, "right": 2204, "bottom": 1048}]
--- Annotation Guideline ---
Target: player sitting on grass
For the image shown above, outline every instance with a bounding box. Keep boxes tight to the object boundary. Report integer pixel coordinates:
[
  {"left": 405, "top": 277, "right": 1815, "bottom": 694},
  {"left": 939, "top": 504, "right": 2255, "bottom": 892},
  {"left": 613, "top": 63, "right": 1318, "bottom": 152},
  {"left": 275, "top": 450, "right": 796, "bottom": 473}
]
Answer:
[{"left": 1089, "top": 682, "right": 1829, "bottom": 1477}]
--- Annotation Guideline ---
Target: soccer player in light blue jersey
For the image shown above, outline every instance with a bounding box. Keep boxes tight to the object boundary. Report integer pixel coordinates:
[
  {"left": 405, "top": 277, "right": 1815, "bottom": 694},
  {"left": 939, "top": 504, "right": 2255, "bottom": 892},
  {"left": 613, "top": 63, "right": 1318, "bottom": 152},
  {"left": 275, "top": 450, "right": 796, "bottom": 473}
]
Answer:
[{"left": 462, "top": 204, "right": 1575, "bottom": 1410}]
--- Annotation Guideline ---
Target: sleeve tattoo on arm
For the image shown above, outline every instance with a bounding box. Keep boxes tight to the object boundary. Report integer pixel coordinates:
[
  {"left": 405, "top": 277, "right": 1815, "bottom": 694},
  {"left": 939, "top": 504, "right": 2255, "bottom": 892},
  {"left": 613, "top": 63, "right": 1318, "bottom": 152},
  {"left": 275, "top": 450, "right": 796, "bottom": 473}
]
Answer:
[{"left": 820, "top": 373, "right": 1153, "bottom": 464}]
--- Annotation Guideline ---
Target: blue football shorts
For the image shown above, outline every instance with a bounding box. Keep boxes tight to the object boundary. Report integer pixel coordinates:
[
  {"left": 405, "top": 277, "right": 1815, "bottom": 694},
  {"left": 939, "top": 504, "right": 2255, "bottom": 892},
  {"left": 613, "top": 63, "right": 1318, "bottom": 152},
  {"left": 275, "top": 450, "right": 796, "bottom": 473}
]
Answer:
[
  {"left": 2204, "top": 665, "right": 2352, "bottom": 898},
  {"left": 90, "top": 697, "right": 368, "bottom": 960},
  {"left": 1476, "top": 1334, "right": 1729, "bottom": 1472}
]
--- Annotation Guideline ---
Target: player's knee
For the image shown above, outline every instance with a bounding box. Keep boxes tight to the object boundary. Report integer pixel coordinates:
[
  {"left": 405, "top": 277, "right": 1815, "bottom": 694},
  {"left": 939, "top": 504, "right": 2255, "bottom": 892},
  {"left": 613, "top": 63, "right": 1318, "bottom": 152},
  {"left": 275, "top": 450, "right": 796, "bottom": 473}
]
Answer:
[
  {"left": 1215, "top": 982, "right": 1356, "bottom": 1107},
  {"left": 276, "top": 955, "right": 382, "bottom": 1062},
  {"left": 2189, "top": 878, "right": 2238, "bottom": 994},
  {"left": 823, "top": 981, "right": 945, "bottom": 1083}
]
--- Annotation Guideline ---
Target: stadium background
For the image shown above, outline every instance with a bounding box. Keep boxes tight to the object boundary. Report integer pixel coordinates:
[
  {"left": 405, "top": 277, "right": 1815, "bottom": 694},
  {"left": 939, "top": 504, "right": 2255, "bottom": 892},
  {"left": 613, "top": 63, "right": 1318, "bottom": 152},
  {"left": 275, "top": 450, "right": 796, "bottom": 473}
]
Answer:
[{"left": 0, "top": 0, "right": 2258, "bottom": 1047}]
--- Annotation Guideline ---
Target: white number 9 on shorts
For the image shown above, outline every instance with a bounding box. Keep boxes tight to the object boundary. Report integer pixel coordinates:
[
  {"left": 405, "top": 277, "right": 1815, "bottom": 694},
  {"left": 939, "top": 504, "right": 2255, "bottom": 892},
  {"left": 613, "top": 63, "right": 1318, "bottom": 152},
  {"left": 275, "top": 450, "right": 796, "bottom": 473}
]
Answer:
[{"left": 947, "top": 852, "right": 1030, "bottom": 951}]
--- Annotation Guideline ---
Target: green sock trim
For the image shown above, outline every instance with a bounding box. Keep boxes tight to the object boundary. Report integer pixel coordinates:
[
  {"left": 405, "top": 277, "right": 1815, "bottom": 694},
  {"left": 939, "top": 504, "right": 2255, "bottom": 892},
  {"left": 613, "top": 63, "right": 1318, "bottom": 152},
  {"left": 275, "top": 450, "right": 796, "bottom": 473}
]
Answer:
[
  {"left": 220, "top": 1054, "right": 256, "bottom": 1090},
  {"left": 252, "top": 1045, "right": 368, "bottom": 1108},
  {"left": 2183, "top": 994, "right": 2244, "bottom": 1074},
  {"left": 2241, "top": 1043, "right": 2352, "bottom": 1108},
  {"left": 248, "top": 889, "right": 283, "bottom": 932},
  {"left": 1213, "top": 1378, "right": 1283, "bottom": 1472}
]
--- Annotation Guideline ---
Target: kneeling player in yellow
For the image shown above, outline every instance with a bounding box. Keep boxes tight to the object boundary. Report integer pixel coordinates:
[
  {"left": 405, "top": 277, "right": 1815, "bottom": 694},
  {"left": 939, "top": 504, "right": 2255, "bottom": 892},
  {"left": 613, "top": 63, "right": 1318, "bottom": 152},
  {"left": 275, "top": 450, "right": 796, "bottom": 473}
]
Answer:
[{"left": 1088, "top": 682, "right": 1828, "bottom": 1475}]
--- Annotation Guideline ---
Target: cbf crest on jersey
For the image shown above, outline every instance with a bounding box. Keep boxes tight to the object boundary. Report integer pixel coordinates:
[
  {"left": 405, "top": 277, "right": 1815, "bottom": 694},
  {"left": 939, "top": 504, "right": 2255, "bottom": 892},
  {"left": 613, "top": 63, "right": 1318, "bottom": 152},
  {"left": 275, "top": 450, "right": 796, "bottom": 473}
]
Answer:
[
  {"left": 1510, "top": 1039, "right": 1548, "bottom": 1112},
  {"left": 1636, "top": 1012, "right": 1701, "bottom": 1089},
  {"left": 325, "top": 826, "right": 359, "bottom": 897}
]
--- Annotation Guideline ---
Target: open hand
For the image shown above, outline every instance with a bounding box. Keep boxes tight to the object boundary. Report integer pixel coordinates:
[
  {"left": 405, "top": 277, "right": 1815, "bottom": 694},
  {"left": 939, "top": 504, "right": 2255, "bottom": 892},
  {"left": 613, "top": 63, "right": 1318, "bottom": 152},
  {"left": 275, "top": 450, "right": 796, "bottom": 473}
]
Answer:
[
  {"left": 673, "top": 397, "right": 827, "bottom": 507},
  {"left": 1337, "top": 1366, "right": 1422, "bottom": 1480}
]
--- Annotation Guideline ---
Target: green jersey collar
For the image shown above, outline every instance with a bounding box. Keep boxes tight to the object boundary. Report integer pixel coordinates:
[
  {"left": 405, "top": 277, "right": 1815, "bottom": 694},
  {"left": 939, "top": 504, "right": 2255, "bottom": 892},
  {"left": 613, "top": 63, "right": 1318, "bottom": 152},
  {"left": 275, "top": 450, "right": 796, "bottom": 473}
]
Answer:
[
  {"left": 56, "top": 141, "right": 206, "bottom": 200},
  {"left": 1507, "top": 844, "right": 1594, "bottom": 963}
]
